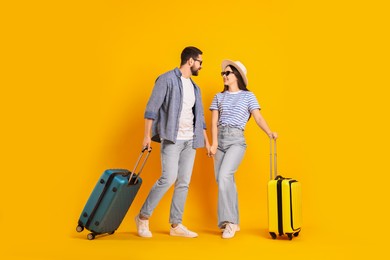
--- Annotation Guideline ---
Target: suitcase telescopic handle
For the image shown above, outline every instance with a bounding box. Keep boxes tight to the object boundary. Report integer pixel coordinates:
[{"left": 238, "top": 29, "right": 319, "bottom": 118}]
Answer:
[
  {"left": 269, "top": 138, "right": 278, "bottom": 180},
  {"left": 128, "top": 147, "right": 152, "bottom": 185}
]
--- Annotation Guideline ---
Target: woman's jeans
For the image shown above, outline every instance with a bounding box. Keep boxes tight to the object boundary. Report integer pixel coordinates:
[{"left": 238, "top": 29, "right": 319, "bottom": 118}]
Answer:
[
  {"left": 140, "top": 139, "right": 196, "bottom": 224},
  {"left": 214, "top": 126, "right": 246, "bottom": 228}
]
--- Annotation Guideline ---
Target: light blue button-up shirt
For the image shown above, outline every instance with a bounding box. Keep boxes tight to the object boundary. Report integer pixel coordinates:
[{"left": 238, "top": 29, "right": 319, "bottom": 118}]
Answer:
[{"left": 144, "top": 68, "right": 206, "bottom": 149}]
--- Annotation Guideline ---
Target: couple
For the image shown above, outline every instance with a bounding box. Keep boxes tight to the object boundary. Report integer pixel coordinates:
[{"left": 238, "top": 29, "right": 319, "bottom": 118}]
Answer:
[{"left": 135, "top": 46, "right": 278, "bottom": 239}]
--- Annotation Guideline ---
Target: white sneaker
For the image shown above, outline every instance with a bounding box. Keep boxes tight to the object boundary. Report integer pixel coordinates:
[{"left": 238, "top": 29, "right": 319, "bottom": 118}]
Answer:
[
  {"left": 220, "top": 221, "right": 229, "bottom": 232},
  {"left": 222, "top": 223, "right": 239, "bottom": 239},
  {"left": 170, "top": 224, "right": 198, "bottom": 238},
  {"left": 135, "top": 215, "right": 152, "bottom": 238},
  {"left": 220, "top": 222, "right": 240, "bottom": 232}
]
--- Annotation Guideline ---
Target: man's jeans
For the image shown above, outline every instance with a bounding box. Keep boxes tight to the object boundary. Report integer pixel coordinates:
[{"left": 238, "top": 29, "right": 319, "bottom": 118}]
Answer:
[
  {"left": 214, "top": 126, "right": 246, "bottom": 228},
  {"left": 140, "top": 139, "right": 196, "bottom": 224}
]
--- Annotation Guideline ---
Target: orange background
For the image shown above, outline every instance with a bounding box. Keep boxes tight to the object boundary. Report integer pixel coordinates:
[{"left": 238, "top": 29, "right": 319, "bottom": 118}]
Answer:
[{"left": 1, "top": 1, "right": 389, "bottom": 259}]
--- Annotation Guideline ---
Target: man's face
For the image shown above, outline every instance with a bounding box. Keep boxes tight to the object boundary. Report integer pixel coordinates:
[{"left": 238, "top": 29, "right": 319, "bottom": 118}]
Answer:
[{"left": 191, "top": 55, "right": 203, "bottom": 76}]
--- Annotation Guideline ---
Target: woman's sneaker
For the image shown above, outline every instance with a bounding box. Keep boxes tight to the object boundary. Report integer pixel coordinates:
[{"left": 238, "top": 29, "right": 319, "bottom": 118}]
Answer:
[
  {"left": 222, "top": 223, "right": 239, "bottom": 239},
  {"left": 220, "top": 222, "right": 240, "bottom": 232},
  {"left": 220, "top": 221, "right": 228, "bottom": 232}
]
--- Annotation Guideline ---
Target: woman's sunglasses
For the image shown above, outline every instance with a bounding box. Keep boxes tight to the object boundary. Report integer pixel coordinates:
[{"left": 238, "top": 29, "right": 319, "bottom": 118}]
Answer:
[{"left": 221, "top": 71, "right": 234, "bottom": 77}]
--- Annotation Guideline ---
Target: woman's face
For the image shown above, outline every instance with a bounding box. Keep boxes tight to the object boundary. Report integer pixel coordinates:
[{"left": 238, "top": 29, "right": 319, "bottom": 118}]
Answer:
[{"left": 222, "top": 66, "right": 237, "bottom": 86}]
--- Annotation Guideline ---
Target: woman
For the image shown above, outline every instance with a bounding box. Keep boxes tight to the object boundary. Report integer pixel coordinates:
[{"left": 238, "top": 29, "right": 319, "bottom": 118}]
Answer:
[{"left": 209, "top": 60, "right": 278, "bottom": 239}]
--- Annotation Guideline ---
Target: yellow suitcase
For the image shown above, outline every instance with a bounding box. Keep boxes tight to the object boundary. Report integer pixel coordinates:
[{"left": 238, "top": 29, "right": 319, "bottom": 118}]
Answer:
[{"left": 267, "top": 139, "right": 302, "bottom": 240}]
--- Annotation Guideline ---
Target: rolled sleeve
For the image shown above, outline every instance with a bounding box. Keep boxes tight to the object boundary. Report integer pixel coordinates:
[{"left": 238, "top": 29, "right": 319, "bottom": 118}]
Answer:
[
  {"left": 248, "top": 92, "right": 261, "bottom": 112},
  {"left": 209, "top": 94, "right": 219, "bottom": 110},
  {"left": 144, "top": 111, "right": 157, "bottom": 120}
]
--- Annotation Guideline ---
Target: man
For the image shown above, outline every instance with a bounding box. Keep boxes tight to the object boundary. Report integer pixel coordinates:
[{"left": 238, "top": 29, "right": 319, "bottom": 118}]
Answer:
[{"left": 135, "top": 46, "right": 210, "bottom": 238}]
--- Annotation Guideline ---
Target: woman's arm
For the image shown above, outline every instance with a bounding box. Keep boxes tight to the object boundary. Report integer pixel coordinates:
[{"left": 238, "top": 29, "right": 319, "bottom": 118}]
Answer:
[{"left": 251, "top": 109, "right": 278, "bottom": 139}]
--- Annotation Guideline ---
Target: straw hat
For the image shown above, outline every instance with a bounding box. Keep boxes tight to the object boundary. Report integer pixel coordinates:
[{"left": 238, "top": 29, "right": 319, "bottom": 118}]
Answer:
[{"left": 221, "top": 59, "right": 248, "bottom": 86}]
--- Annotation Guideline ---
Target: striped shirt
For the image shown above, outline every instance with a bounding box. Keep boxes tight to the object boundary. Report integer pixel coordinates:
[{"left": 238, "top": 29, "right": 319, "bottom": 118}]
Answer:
[{"left": 209, "top": 90, "right": 260, "bottom": 130}]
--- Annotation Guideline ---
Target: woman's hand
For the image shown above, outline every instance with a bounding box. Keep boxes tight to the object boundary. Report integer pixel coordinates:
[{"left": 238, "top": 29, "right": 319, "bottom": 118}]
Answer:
[
  {"left": 209, "top": 144, "right": 218, "bottom": 157},
  {"left": 268, "top": 132, "right": 278, "bottom": 140}
]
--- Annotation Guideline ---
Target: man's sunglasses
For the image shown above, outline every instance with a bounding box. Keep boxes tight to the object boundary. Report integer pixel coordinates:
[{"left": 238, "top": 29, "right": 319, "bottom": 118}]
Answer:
[{"left": 193, "top": 59, "right": 203, "bottom": 66}]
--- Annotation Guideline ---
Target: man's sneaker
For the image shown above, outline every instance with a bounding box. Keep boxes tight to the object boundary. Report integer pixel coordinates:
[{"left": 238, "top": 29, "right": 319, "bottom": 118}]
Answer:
[
  {"left": 135, "top": 215, "right": 152, "bottom": 238},
  {"left": 170, "top": 224, "right": 198, "bottom": 238},
  {"left": 222, "top": 223, "right": 239, "bottom": 239}
]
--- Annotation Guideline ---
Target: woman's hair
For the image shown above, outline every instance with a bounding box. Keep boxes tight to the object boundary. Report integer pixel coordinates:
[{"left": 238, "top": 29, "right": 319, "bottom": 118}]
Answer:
[
  {"left": 222, "top": 65, "right": 249, "bottom": 92},
  {"left": 180, "top": 46, "right": 203, "bottom": 66}
]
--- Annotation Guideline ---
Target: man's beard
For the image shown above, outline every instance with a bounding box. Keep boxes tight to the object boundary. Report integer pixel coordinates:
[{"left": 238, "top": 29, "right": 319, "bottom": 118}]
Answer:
[{"left": 191, "top": 66, "right": 199, "bottom": 76}]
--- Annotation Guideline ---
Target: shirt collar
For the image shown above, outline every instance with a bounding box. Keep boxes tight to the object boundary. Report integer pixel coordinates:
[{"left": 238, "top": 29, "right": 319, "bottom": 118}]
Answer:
[{"left": 174, "top": 67, "right": 182, "bottom": 78}]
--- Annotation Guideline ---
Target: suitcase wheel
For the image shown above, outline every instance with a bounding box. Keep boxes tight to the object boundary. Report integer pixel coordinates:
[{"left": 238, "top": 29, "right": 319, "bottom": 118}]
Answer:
[
  {"left": 287, "top": 233, "right": 293, "bottom": 240},
  {"left": 294, "top": 231, "right": 300, "bottom": 237},
  {"left": 76, "top": 225, "right": 84, "bottom": 233},
  {"left": 270, "top": 232, "right": 277, "bottom": 239},
  {"left": 87, "top": 233, "right": 96, "bottom": 240}
]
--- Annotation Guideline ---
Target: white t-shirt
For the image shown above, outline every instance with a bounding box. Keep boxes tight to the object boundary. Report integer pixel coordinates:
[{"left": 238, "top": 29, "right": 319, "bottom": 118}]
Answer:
[{"left": 177, "top": 76, "right": 195, "bottom": 140}]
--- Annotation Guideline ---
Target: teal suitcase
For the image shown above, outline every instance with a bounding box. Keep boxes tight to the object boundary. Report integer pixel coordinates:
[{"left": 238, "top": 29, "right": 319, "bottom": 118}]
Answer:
[{"left": 76, "top": 148, "right": 151, "bottom": 240}]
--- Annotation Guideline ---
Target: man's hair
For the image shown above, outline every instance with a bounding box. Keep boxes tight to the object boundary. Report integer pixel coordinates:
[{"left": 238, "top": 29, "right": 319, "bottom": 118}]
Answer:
[{"left": 180, "top": 46, "right": 203, "bottom": 66}]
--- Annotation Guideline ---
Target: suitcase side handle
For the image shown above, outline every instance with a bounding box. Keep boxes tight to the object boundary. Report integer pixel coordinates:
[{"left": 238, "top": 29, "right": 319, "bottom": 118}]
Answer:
[{"left": 128, "top": 147, "right": 152, "bottom": 185}]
